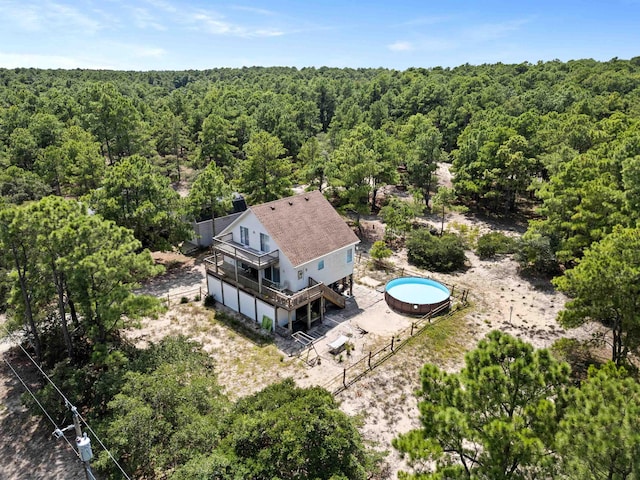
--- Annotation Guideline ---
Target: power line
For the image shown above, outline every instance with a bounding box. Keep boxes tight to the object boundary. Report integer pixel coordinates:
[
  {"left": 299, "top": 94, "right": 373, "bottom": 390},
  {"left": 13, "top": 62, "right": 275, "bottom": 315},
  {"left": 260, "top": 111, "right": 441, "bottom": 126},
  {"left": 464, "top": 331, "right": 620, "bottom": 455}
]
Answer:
[
  {"left": 2, "top": 326, "right": 73, "bottom": 407},
  {"left": 1, "top": 325, "right": 132, "bottom": 480},
  {"left": 77, "top": 414, "right": 132, "bottom": 480},
  {"left": 2, "top": 356, "right": 79, "bottom": 457}
]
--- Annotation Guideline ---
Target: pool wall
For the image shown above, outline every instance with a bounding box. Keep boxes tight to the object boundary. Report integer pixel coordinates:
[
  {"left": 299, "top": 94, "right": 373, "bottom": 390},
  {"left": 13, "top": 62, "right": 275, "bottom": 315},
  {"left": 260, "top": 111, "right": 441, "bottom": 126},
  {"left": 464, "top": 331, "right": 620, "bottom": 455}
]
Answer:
[{"left": 384, "top": 277, "right": 451, "bottom": 316}]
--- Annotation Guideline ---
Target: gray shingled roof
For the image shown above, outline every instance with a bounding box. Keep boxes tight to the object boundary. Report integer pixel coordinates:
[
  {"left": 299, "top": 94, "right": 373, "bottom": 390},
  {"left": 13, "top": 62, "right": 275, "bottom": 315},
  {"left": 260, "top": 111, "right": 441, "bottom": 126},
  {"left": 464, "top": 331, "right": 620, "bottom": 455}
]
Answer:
[{"left": 250, "top": 190, "right": 360, "bottom": 267}]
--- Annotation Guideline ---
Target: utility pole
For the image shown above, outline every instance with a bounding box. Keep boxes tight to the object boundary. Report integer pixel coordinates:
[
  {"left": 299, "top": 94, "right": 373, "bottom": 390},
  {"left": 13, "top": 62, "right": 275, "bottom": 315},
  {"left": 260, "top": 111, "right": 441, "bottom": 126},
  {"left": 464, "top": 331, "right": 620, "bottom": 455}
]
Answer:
[
  {"left": 54, "top": 404, "right": 95, "bottom": 480},
  {"left": 72, "top": 405, "right": 95, "bottom": 480}
]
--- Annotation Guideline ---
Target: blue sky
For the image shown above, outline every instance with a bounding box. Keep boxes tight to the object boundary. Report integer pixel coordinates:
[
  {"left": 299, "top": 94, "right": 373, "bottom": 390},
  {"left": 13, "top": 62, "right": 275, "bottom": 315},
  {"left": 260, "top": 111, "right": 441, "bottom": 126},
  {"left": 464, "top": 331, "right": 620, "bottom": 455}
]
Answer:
[{"left": 0, "top": 0, "right": 638, "bottom": 71}]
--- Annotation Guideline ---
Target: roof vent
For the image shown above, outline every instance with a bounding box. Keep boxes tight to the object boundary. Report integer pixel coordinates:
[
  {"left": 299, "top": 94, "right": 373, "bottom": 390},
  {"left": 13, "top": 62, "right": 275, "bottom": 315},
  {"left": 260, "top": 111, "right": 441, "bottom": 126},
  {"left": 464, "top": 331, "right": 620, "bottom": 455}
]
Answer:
[
  {"left": 270, "top": 206, "right": 275, "bottom": 210},
  {"left": 304, "top": 196, "right": 309, "bottom": 201},
  {"left": 288, "top": 201, "right": 293, "bottom": 206}
]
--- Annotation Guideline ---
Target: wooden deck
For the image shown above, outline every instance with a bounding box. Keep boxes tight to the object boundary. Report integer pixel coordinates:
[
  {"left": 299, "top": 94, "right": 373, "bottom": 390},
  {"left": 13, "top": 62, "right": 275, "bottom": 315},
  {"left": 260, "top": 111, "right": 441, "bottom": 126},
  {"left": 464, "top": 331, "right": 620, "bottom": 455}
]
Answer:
[{"left": 204, "top": 256, "right": 324, "bottom": 311}]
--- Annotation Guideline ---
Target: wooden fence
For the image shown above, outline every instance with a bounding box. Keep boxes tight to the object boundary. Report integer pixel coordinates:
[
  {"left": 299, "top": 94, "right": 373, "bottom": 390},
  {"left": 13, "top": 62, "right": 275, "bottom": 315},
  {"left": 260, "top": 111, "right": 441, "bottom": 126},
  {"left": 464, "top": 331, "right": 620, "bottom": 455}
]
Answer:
[
  {"left": 322, "top": 297, "right": 467, "bottom": 396},
  {"left": 162, "top": 286, "right": 203, "bottom": 307}
]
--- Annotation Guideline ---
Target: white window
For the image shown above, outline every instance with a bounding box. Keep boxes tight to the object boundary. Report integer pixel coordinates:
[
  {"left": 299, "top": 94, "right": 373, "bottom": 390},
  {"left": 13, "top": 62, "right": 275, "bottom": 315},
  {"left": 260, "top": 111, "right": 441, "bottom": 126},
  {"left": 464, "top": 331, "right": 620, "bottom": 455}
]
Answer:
[
  {"left": 346, "top": 248, "right": 353, "bottom": 263},
  {"left": 318, "top": 260, "right": 325, "bottom": 270},
  {"left": 240, "top": 226, "right": 249, "bottom": 246},
  {"left": 260, "top": 233, "right": 270, "bottom": 252}
]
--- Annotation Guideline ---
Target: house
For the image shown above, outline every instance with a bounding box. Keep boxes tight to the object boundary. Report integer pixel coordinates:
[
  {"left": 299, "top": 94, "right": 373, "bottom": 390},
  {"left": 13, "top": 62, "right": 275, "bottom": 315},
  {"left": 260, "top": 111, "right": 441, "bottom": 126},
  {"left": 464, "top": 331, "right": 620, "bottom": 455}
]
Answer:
[{"left": 204, "top": 190, "right": 360, "bottom": 333}]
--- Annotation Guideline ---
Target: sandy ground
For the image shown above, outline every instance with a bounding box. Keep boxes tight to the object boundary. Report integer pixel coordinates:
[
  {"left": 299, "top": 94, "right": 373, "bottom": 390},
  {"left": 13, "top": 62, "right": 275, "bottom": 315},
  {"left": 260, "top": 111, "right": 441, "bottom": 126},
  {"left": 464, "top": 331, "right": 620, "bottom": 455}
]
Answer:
[
  {"left": 0, "top": 168, "right": 596, "bottom": 478},
  {"left": 119, "top": 205, "right": 593, "bottom": 477}
]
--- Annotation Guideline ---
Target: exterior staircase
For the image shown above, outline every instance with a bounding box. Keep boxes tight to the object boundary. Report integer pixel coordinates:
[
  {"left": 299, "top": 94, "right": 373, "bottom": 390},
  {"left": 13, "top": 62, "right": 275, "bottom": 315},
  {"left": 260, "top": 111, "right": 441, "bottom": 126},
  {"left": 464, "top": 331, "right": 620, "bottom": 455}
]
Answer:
[{"left": 308, "top": 278, "right": 346, "bottom": 308}]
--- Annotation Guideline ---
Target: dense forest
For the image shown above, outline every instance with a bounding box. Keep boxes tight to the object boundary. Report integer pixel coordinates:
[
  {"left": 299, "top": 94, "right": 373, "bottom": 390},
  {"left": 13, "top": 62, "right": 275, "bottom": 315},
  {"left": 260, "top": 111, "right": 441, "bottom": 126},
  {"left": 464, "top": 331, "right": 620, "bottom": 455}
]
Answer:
[{"left": 1, "top": 59, "right": 640, "bottom": 478}]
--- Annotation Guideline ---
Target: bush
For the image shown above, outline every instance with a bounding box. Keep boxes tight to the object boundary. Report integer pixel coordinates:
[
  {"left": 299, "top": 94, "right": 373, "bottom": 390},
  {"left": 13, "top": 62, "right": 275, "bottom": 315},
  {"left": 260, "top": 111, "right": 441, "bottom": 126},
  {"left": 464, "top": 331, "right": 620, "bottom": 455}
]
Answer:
[
  {"left": 204, "top": 294, "right": 216, "bottom": 307},
  {"left": 515, "top": 233, "right": 561, "bottom": 275},
  {"left": 370, "top": 240, "right": 392, "bottom": 268},
  {"left": 476, "top": 232, "right": 517, "bottom": 259},
  {"left": 407, "top": 229, "right": 466, "bottom": 272}
]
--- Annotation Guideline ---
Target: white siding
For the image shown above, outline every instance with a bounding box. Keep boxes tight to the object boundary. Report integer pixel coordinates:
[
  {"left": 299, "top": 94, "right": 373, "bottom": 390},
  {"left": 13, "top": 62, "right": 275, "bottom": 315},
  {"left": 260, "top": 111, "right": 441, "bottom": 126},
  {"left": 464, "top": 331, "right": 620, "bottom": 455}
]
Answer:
[
  {"left": 207, "top": 275, "right": 223, "bottom": 302},
  {"left": 276, "top": 253, "right": 301, "bottom": 291},
  {"left": 226, "top": 212, "right": 269, "bottom": 251},
  {"left": 256, "top": 300, "right": 276, "bottom": 330},
  {"left": 239, "top": 290, "right": 256, "bottom": 320},
  {"left": 297, "top": 244, "right": 357, "bottom": 287},
  {"left": 223, "top": 283, "right": 239, "bottom": 311},
  {"left": 277, "top": 307, "right": 294, "bottom": 327}
]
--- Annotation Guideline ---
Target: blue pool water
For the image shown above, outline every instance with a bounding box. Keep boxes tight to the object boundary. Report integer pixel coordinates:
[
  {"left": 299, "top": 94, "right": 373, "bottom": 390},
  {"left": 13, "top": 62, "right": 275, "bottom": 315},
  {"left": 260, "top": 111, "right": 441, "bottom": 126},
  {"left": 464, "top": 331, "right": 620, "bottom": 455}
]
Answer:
[{"left": 385, "top": 277, "right": 450, "bottom": 304}]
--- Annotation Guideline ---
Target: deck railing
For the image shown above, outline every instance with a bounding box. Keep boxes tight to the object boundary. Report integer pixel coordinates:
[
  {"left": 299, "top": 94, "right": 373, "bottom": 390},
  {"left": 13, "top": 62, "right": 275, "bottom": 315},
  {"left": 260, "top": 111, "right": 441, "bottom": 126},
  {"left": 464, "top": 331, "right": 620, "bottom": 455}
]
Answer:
[
  {"left": 204, "top": 256, "right": 324, "bottom": 310},
  {"left": 212, "top": 233, "right": 279, "bottom": 269}
]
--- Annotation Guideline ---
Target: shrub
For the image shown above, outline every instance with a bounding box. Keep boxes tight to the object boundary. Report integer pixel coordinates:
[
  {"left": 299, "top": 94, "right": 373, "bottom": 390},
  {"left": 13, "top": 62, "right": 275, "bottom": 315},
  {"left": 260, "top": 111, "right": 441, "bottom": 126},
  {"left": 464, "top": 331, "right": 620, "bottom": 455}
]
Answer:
[
  {"left": 180, "top": 296, "right": 189, "bottom": 304},
  {"left": 407, "top": 229, "right": 466, "bottom": 272},
  {"left": 370, "top": 240, "right": 392, "bottom": 268},
  {"left": 204, "top": 294, "right": 216, "bottom": 307},
  {"left": 515, "top": 233, "right": 561, "bottom": 275},
  {"left": 476, "top": 232, "right": 517, "bottom": 259}
]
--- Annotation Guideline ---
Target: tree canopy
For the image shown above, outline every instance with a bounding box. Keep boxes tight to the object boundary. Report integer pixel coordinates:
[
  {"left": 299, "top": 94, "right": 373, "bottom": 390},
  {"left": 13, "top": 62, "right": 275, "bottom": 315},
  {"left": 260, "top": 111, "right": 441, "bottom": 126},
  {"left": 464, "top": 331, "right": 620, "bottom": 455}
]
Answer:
[
  {"left": 2, "top": 59, "right": 640, "bottom": 480},
  {"left": 87, "top": 154, "right": 192, "bottom": 251},
  {"left": 394, "top": 331, "right": 570, "bottom": 479},
  {"left": 553, "top": 226, "right": 640, "bottom": 365}
]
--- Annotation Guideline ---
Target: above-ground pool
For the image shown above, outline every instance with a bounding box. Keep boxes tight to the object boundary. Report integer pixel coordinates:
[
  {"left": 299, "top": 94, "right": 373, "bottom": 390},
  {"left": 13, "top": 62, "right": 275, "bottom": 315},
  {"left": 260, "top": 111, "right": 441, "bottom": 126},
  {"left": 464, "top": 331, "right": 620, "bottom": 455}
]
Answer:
[{"left": 385, "top": 277, "right": 451, "bottom": 315}]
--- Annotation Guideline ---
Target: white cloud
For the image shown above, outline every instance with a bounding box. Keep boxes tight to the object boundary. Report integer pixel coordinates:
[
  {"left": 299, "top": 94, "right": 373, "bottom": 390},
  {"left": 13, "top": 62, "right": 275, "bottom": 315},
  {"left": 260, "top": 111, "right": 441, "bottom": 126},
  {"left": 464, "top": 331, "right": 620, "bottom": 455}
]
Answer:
[
  {"left": 188, "top": 10, "right": 284, "bottom": 38},
  {"left": 142, "top": 0, "right": 177, "bottom": 14},
  {"left": 101, "top": 41, "right": 167, "bottom": 60},
  {"left": 0, "top": 0, "right": 104, "bottom": 33},
  {"left": 463, "top": 18, "right": 531, "bottom": 42},
  {"left": 397, "top": 15, "right": 454, "bottom": 27},
  {"left": 0, "top": 51, "right": 115, "bottom": 69},
  {"left": 0, "top": 2, "right": 45, "bottom": 31},
  {"left": 48, "top": 1, "right": 103, "bottom": 32},
  {"left": 230, "top": 5, "right": 276, "bottom": 16},
  {"left": 130, "top": 7, "right": 166, "bottom": 30},
  {"left": 129, "top": 45, "right": 166, "bottom": 58},
  {"left": 388, "top": 41, "right": 414, "bottom": 52}
]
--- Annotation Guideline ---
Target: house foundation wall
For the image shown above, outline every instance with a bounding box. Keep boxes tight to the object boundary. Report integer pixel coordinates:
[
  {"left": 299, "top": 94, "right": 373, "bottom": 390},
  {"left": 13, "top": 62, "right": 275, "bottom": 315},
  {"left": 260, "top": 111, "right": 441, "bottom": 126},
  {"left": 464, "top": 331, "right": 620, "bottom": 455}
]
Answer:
[
  {"left": 207, "top": 276, "right": 223, "bottom": 303},
  {"left": 208, "top": 273, "right": 289, "bottom": 331},
  {"left": 239, "top": 290, "right": 256, "bottom": 319}
]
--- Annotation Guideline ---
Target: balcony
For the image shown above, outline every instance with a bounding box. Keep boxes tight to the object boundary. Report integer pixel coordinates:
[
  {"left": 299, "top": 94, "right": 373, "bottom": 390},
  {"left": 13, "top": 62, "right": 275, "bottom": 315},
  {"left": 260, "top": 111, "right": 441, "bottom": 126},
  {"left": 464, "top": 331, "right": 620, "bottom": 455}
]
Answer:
[
  {"left": 204, "top": 255, "right": 323, "bottom": 311},
  {"left": 212, "top": 232, "right": 279, "bottom": 270}
]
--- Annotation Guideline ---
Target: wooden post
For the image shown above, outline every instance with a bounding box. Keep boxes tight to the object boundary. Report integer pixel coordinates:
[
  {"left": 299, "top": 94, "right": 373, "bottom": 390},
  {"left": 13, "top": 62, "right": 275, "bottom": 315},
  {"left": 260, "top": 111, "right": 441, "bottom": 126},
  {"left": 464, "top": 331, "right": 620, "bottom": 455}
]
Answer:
[
  {"left": 368, "top": 351, "right": 372, "bottom": 369},
  {"left": 343, "top": 368, "right": 347, "bottom": 388},
  {"left": 411, "top": 322, "right": 415, "bottom": 336},
  {"left": 287, "top": 310, "right": 292, "bottom": 333},
  {"left": 451, "top": 285, "right": 455, "bottom": 297},
  {"left": 391, "top": 336, "right": 395, "bottom": 352},
  {"left": 307, "top": 302, "right": 312, "bottom": 331}
]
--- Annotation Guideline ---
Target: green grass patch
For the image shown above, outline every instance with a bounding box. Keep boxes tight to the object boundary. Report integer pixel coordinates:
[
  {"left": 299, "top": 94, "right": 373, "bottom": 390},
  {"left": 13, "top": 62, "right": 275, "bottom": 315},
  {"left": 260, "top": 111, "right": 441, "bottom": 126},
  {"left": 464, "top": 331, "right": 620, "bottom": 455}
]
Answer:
[
  {"left": 404, "top": 309, "right": 473, "bottom": 364},
  {"left": 211, "top": 310, "right": 274, "bottom": 346}
]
